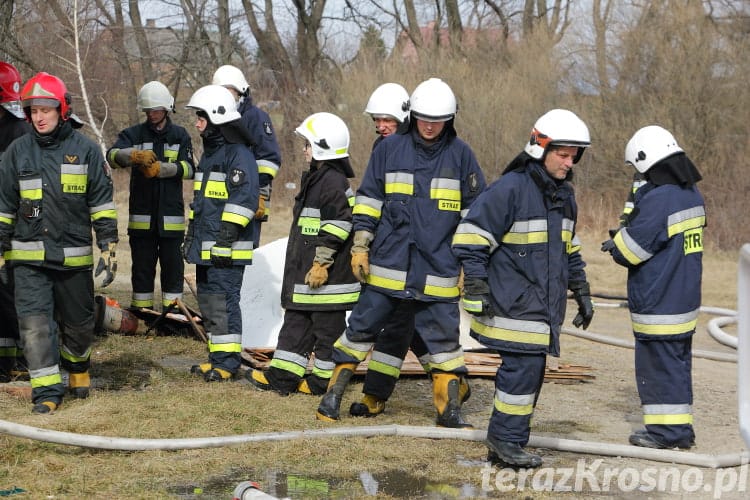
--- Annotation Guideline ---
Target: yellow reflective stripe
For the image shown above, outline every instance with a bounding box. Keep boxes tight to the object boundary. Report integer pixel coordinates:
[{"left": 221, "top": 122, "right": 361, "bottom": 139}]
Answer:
[
  {"left": 430, "top": 355, "right": 465, "bottom": 372},
  {"left": 367, "top": 274, "right": 405, "bottom": 291},
  {"left": 385, "top": 182, "right": 413, "bottom": 195},
  {"left": 452, "top": 232, "right": 491, "bottom": 247},
  {"left": 20, "top": 189, "right": 42, "bottom": 199},
  {"left": 502, "top": 231, "right": 548, "bottom": 244},
  {"left": 270, "top": 358, "right": 307, "bottom": 377},
  {"left": 352, "top": 204, "right": 381, "bottom": 218},
  {"left": 207, "top": 341, "right": 242, "bottom": 353},
  {"left": 92, "top": 209, "right": 117, "bottom": 221},
  {"left": 368, "top": 359, "right": 401, "bottom": 378},
  {"left": 613, "top": 231, "right": 643, "bottom": 265},
  {"left": 64, "top": 254, "right": 93, "bottom": 267},
  {"left": 321, "top": 223, "right": 349, "bottom": 240},
  {"left": 60, "top": 347, "right": 91, "bottom": 364},
  {"left": 292, "top": 291, "right": 359, "bottom": 304},
  {"left": 7, "top": 249, "right": 44, "bottom": 261},
  {"left": 31, "top": 373, "right": 63, "bottom": 388},
  {"left": 424, "top": 284, "right": 459, "bottom": 298},
  {"left": 430, "top": 187, "right": 461, "bottom": 201},
  {"left": 494, "top": 399, "right": 534, "bottom": 416},
  {"left": 221, "top": 212, "right": 251, "bottom": 226},
  {"left": 632, "top": 318, "right": 698, "bottom": 336},
  {"left": 668, "top": 216, "right": 706, "bottom": 238},
  {"left": 472, "top": 318, "right": 550, "bottom": 346},
  {"left": 643, "top": 414, "right": 694, "bottom": 425},
  {"left": 333, "top": 337, "right": 370, "bottom": 361}
]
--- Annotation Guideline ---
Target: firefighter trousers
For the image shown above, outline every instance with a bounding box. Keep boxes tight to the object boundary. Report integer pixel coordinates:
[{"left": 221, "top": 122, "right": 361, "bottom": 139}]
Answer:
[
  {"left": 130, "top": 233, "right": 184, "bottom": 309},
  {"left": 266, "top": 309, "right": 346, "bottom": 395},
  {"left": 635, "top": 337, "right": 695, "bottom": 447},
  {"left": 487, "top": 351, "right": 546, "bottom": 446},
  {"left": 196, "top": 264, "right": 244, "bottom": 375},
  {"left": 14, "top": 265, "right": 94, "bottom": 405},
  {"left": 0, "top": 265, "right": 22, "bottom": 377}
]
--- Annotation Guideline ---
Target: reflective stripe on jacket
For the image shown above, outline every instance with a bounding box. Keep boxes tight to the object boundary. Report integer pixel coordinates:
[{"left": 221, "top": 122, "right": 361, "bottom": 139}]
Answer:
[
  {"left": 0, "top": 127, "right": 118, "bottom": 270},
  {"left": 452, "top": 160, "right": 587, "bottom": 356},
  {"left": 238, "top": 98, "right": 281, "bottom": 184},
  {"left": 185, "top": 143, "right": 258, "bottom": 266},
  {"left": 353, "top": 127, "right": 486, "bottom": 302},
  {"left": 106, "top": 119, "right": 194, "bottom": 238},
  {"left": 281, "top": 161, "right": 359, "bottom": 310},
  {"left": 610, "top": 182, "right": 705, "bottom": 340}
]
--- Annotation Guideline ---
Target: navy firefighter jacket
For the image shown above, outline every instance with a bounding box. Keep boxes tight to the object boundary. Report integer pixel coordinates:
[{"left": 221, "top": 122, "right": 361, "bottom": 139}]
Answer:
[
  {"left": 452, "top": 159, "right": 588, "bottom": 356},
  {"left": 185, "top": 142, "right": 259, "bottom": 266},
  {"left": 609, "top": 182, "right": 705, "bottom": 341},
  {"left": 353, "top": 125, "right": 486, "bottom": 302}
]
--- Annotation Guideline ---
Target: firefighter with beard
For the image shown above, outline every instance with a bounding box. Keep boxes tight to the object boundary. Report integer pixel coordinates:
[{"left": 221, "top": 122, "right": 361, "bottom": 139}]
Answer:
[
  {"left": 247, "top": 112, "right": 360, "bottom": 396},
  {"left": 107, "top": 81, "right": 195, "bottom": 310},
  {"left": 184, "top": 85, "right": 259, "bottom": 382},
  {"left": 0, "top": 61, "right": 31, "bottom": 382},
  {"left": 316, "top": 78, "right": 486, "bottom": 428},
  {"left": 452, "top": 109, "right": 595, "bottom": 467},
  {"left": 602, "top": 126, "right": 704, "bottom": 450},
  {"left": 0, "top": 72, "right": 118, "bottom": 413}
]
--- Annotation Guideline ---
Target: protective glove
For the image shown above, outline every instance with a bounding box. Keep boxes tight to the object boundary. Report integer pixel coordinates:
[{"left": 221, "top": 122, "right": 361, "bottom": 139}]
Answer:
[
  {"left": 130, "top": 149, "right": 157, "bottom": 167},
  {"left": 305, "top": 262, "right": 330, "bottom": 289},
  {"left": 254, "top": 193, "right": 268, "bottom": 220},
  {"left": 210, "top": 222, "right": 241, "bottom": 268},
  {"left": 182, "top": 224, "right": 194, "bottom": 261},
  {"left": 95, "top": 242, "right": 117, "bottom": 288},
  {"left": 350, "top": 230, "right": 372, "bottom": 283},
  {"left": 601, "top": 239, "right": 616, "bottom": 254},
  {"left": 210, "top": 245, "right": 233, "bottom": 268},
  {"left": 139, "top": 161, "right": 161, "bottom": 179},
  {"left": 462, "top": 277, "right": 495, "bottom": 317},
  {"left": 569, "top": 281, "right": 594, "bottom": 329}
]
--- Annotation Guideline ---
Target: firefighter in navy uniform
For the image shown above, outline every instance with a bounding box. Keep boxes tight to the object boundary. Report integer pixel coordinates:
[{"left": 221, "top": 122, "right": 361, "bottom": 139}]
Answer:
[
  {"left": 0, "top": 72, "right": 118, "bottom": 413},
  {"left": 183, "top": 85, "right": 259, "bottom": 382},
  {"left": 212, "top": 65, "right": 281, "bottom": 247},
  {"left": 247, "top": 112, "right": 359, "bottom": 395},
  {"left": 348, "top": 82, "right": 471, "bottom": 418},
  {"left": 452, "top": 109, "right": 595, "bottom": 467},
  {"left": 316, "top": 78, "right": 486, "bottom": 428},
  {"left": 602, "top": 125, "right": 704, "bottom": 450},
  {"left": 0, "top": 61, "right": 31, "bottom": 382},
  {"left": 107, "top": 81, "right": 194, "bottom": 310}
]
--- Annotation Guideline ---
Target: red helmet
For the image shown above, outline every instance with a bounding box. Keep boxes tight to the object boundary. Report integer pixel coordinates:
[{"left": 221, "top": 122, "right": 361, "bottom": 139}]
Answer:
[
  {"left": 0, "top": 62, "right": 25, "bottom": 119},
  {"left": 21, "top": 72, "right": 71, "bottom": 120}
]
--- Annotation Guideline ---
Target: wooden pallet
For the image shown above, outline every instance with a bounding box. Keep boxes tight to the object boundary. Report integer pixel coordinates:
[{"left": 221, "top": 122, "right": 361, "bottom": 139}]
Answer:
[{"left": 242, "top": 348, "right": 595, "bottom": 383}]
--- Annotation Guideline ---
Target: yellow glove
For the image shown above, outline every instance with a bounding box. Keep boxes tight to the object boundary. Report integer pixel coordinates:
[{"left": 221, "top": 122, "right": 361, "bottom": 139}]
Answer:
[
  {"left": 139, "top": 161, "right": 161, "bottom": 179},
  {"left": 254, "top": 194, "right": 268, "bottom": 219},
  {"left": 350, "top": 251, "right": 369, "bottom": 283},
  {"left": 130, "top": 150, "right": 157, "bottom": 167},
  {"left": 305, "top": 262, "right": 329, "bottom": 289}
]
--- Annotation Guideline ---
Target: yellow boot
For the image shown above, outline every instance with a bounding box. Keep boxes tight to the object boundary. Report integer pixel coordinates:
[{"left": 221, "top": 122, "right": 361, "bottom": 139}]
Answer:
[
  {"left": 349, "top": 394, "right": 386, "bottom": 417},
  {"left": 69, "top": 372, "right": 90, "bottom": 399},
  {"left": 316, "top": 363, "right": 357, "bottom": 421},
  {"left": 433, "top": 372, "right": 473, "bottom": 429}
]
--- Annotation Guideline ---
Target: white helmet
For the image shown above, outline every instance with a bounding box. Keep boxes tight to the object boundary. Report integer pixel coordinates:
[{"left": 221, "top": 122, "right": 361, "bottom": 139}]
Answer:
[
  {"left": 295, "top": 112, "right": 350, "bottom": 160},
  {"left": 410, "top": 78, "right": 456, "bottom": 122},
  {"left": 524, "top": 109, "right": 590, "bottom": 164},
  {"left": 364, "top": 83, "right": 410, "bottom": 123},
  {"left": 185, "top": 85, "right": 241, "bottom": 125},
  {"left": 625, "top": 125, "right": 684, "bottom": 173},
  {"left": 137, "top": 81, "right": 174, "bottom": 112},
  {"left": 212, "top": 65, "right": 249, "bottom": 95}
]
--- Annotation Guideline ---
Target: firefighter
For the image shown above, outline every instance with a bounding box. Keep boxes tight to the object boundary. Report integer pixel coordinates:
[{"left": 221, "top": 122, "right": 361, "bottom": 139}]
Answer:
[
  {"left": 107, "top": 81, "right": 194, "bottom": 310},
  {"left": 0, "top": 72, "right": 118, "bottom": 413},
  {"left": 452, "top": 109, "right": 595, "bottom": 467},
  {"left": 602, "top": 125, "right": 704, "bottom": 449},
  {"left": 349, "top": 82, "right": 468, "bottom": 418},
  {"left": 212, "top": 65, "right": 281, "bottom": 247},
  {"left": 0, "top": 61, "right": 31, "bottom": 382},
  {"left": 183, "top": 85, "right": 259, "bottom": 382},
  {"left": 316, "top": 78, "right": 486, "bottom": 428},
  {"left": 247, "top": 112, "right": 359, "bottom": 395}
]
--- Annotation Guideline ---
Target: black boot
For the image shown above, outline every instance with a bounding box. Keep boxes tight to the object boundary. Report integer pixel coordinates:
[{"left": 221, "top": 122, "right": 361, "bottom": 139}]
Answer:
[
  {"left": 316, "top": 363, "right": 356, "bottom": 421},
  {"left": 486, "top": 435, "right": 542, "bottom": 468},
  {"left": 433, "top": 372, "right": 473, "bottom": 429},
  {"left": 350, "top": 394, "right": 386, "bottom": 417}
]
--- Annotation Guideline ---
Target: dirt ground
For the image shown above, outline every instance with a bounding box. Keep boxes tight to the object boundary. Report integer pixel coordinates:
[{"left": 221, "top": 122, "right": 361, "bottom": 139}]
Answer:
[{"left": 0, "top": 206, "right": 746, "bottom": 499}]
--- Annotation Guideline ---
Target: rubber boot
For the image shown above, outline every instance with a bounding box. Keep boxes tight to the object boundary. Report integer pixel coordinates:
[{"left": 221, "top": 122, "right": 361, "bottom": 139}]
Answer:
[
  {"left": 246, "top": 369, "right": 274, "bottom": 391},
  {"left": 459, "top": 376, "right": 471, "bottom": 404},
  {"left": 350, "top": 394, "right": 386, "bottom": 417},
  {"left": 486, "top": 434, "right": 542, "bottom": 468},
  {"left": 32, "top": 400, "right": 59, "bottom": 414},
  {"left": 69, "top": 372, "right": 90, "bottom": 399},
  {"left": 297, "top": 378, "right": 313, "bottom": 395},
  {"left": 190, "top": 363, "right": 212, "bottom": 376},
  {"left": 204, "top": 367, "right": 233, "bottom": 382},
  {"left": 316, "top": 363, "right": 356, "bottom": 422},
  {"left": 433, "top": 372, "right": 473, "bottom": 429}
]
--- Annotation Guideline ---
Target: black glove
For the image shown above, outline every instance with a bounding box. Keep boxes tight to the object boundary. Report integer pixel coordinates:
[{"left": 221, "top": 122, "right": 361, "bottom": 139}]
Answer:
[
  {"left": 182, "top": 223, "right": 194, "bottom": 261},
  {"left": 569, "top": 281, "right": 594, "bottom": 329},
  {"left": 462, "top": 277, "right": 495, "bottom": 317},
  {"left": 210, "top": 222, "right": 241, "bottom": 268},
  {"left": 601, "top": 239, "right": 616, "bottom": 254}
]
